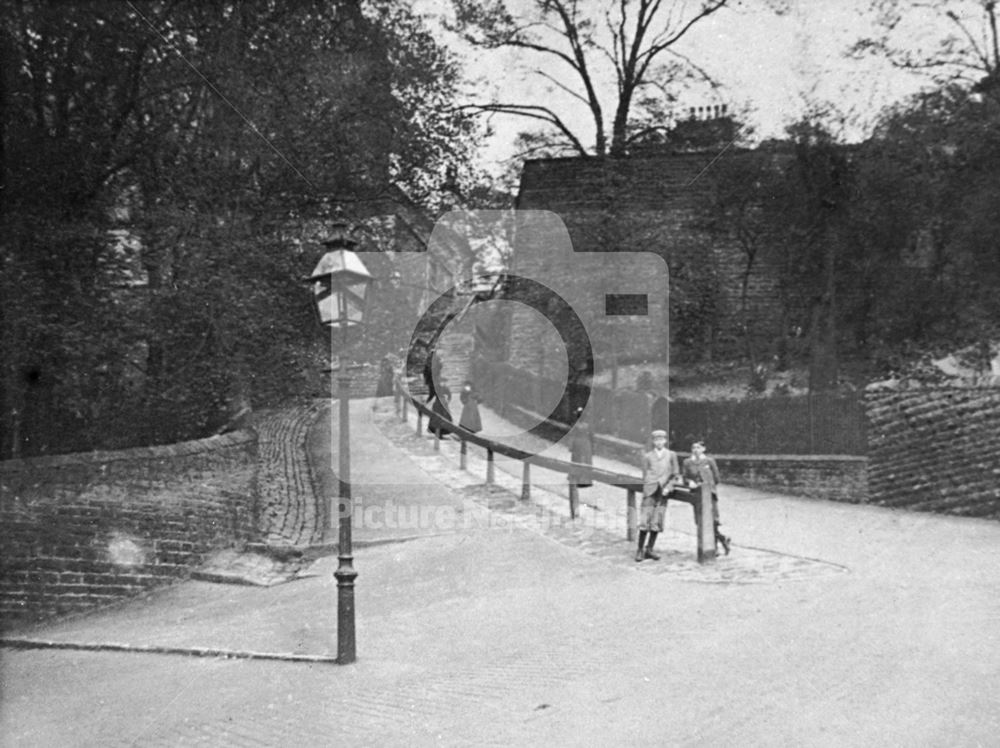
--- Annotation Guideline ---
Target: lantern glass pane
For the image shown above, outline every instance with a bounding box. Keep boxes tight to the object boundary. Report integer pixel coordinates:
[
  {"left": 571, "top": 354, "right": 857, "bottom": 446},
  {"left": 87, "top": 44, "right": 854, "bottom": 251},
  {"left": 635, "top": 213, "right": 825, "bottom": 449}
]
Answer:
[
  {"left": 315, "top": 294, "right": 335, "bottom": 326},
  {"left": 311, "top": 246, "right": 371, "bottom": 330},
  {"left": 351, "top": 279, "right": 369, "bottom": 302}
]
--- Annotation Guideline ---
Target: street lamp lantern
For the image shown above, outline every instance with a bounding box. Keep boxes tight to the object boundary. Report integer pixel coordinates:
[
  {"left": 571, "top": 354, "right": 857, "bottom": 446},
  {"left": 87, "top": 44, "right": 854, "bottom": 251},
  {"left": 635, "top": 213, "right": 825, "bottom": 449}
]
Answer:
[
  {"left": 309, "top": 223, "right": 373, "bottom": 337},
  {"left": 307, "top": 217, "right": 371, "bottom": 667}
]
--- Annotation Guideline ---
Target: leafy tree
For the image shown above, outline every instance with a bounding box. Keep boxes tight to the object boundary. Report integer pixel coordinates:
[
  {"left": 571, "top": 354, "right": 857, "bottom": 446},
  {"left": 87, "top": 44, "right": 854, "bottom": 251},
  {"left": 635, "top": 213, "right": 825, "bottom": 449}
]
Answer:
[
  {"left": 847, "top": 1, "right": 1000, "bottom": 376},
  {"left": 1, "top": 0, "right": 478, "bottom": 457},
  {"left": 693, "top": 122, "right": 857, "bottom": 391},
  {"left": 739, "top": 123, "right": 855, "bottom": 392},
  {"left": 697, "top": 91, "right": 1000, "bottom": 387},
  {"left": 852, "top": 85, "right": 1000, "bottom": 372},
  {"left": 694, "top": 144, "right": 786, "bottom": 367}
]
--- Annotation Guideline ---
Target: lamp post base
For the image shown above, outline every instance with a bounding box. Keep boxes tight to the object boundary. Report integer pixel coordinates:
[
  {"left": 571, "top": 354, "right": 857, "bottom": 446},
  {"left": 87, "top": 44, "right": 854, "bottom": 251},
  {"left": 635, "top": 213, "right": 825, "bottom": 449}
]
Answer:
[
  {"left": 334, "top": 556, "right": 357, "bottom": 664},
  {"left": 334, "top": 368, "right": 357, "bottom": 664}
]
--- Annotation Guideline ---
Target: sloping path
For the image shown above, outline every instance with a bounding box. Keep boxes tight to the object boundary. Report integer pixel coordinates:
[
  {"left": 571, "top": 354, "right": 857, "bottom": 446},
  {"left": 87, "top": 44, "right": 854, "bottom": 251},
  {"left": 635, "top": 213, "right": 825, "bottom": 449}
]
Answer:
[
  {"left": 374, "top": 401, "right": 848, "bottom": 584},
  {"left": 3, "top": 398, "right": 1000, "bottom": 745}
]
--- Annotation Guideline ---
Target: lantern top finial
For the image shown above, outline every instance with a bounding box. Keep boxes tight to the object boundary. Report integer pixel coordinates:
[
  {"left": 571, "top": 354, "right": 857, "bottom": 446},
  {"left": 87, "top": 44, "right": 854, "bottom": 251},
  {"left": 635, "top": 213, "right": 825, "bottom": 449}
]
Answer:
[{"left": 322, "top": 206, "right": 358, "bottom": 251}]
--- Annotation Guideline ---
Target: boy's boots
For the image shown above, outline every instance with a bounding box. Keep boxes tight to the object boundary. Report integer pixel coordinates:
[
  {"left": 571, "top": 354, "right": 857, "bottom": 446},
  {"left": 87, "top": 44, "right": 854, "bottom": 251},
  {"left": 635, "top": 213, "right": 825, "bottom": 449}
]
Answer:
[
  {"left": 635, "top": 530, "right": 647, "bottom": 562},
  {"left": 635, "top": 530, "right": 661, "bottom": 561},
  {"left": 644, "top": 531, "right": 661, "bottom": 560},
  {"left": 714, "top": 523, "right": 731, "bottom": 555}
]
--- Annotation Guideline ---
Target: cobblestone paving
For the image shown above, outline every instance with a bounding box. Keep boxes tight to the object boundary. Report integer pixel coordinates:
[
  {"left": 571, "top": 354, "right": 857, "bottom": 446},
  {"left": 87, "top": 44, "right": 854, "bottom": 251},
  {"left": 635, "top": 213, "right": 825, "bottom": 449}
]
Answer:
[
  {"left": 8, "top": 642, "right": 609, "bottom": 747},
  {"left": 375, "top": 408, "right": 848, "bottom": 585},
  {"left": 250, "top": 403, "right": 328, "bottom": 547},
  {"left": 105, "top": 651, "right": 606, "bottom": 747},
  {"left": 6, "top": 400, "right": 1000, "bottom": 745}
]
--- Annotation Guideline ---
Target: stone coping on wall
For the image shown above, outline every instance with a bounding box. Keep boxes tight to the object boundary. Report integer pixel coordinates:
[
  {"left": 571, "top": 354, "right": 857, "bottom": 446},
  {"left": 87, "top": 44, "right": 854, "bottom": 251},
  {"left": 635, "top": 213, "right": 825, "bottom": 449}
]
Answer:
[
  {"left": 713, "top": 453, "right": 868, "bottom": 465},
  {"left": 0, "top": 430, "right": 256, "bottom": 473}
]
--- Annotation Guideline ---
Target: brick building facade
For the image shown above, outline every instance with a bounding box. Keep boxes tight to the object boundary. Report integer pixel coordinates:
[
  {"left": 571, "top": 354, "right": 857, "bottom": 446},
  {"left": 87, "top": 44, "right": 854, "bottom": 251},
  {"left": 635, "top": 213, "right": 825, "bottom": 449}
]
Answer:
[{"left": 512, "top": 151, "right": 787, "bottom": 368}]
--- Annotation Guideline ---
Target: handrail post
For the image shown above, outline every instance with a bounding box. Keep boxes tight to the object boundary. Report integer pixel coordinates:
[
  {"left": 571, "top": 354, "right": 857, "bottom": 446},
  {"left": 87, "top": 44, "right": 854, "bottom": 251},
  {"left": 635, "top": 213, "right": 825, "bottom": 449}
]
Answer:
[
  {"left": 460, "top": 438, "right": 467, "bottom": 470},
  {"left": 486, "top": 448, "right": 495, "bottom": 485},
  {"left": 626, "top": 488, "right": 637, "bottom": 541},
  {"left": 568, "top": 480, "right": 578, "bottom": 519},
  {"left": 521, "top": 462, "right": 531, "bottom": 501},
  {"left": 696, "top": 483, "right": 716, "bottom": 563}
]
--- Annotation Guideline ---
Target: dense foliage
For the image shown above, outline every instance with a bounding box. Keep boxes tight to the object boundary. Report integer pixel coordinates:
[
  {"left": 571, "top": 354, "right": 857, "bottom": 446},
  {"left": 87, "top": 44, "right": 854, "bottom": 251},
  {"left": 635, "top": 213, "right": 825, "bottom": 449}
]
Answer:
[
  {"left": 1, "top": 0, "right": 476, "bottom": 457},
  {"left": 698, "top": 87, "right": 1000, "bottom": 390}
]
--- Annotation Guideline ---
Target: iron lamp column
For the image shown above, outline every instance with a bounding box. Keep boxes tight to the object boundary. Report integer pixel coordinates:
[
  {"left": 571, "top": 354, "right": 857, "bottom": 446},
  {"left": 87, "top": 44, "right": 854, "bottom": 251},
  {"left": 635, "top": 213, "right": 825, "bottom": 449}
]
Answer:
[{"left": 308, "top": 219, "right": 372, "bottom": 665}]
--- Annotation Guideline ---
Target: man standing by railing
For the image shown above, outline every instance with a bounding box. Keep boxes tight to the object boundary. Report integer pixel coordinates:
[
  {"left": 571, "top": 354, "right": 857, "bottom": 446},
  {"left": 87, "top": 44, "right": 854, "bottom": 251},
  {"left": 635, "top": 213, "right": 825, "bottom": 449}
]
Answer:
[{"left": 636, "top": 429, "right": 680, "bottom": 562}]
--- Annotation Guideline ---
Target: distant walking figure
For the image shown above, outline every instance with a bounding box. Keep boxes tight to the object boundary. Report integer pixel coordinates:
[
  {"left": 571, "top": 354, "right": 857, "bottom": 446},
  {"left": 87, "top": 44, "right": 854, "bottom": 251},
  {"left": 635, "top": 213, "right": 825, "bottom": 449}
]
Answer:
[
  {"left": 423, "top": 350, "right": 442, "bottom": 403},
  {"left": 568, "top": 407, "right": 594, "bottom": 489},
  {"left": 427, "top": 381, "right": 454, "bottom": 436},
  {"left": 682, "top": 440, "right": 731, "bottom": 555},
  {"left": 636, "top": 429, "right": 680, "bottom": 562},
  {"left": 458, "top": 380, "right": 482, "bottom": 433},
  {"left": 375, "top": 356, "right": 394, "bottom": 398}
]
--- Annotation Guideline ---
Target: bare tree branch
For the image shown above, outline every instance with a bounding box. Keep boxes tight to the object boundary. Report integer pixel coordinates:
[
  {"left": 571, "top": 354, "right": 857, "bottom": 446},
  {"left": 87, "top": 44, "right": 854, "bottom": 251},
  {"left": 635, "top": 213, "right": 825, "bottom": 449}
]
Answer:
[
  {"left": 988, "top": 0, "right": 1000, "bottom": 70},
  {"left": 636, "top": 0, "right": 729, "bottom": 84},
  {"left": 534, "top": 68, "right": 593, "bottom": 106},
  {"left": 456, "top": 102, "right": 590, "bottom": 155},
  {"left": 947, "top": 9, "right": 992, "bottom": 72},
  {"left": 451, "top": 0, "right": 743, "bottom": 155}
]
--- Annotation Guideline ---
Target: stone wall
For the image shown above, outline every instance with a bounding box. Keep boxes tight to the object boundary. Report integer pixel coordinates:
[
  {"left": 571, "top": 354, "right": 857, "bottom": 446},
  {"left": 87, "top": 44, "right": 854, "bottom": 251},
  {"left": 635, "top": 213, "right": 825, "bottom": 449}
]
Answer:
[
  {"left": 0, "top": 431, "right": 258, "bottom": 627},
  {"left": 866, "top": 386, "right": 1000, "bottom": 518},
  {"left": 717, "top": 455, "right": 868, "bottom": 503}
]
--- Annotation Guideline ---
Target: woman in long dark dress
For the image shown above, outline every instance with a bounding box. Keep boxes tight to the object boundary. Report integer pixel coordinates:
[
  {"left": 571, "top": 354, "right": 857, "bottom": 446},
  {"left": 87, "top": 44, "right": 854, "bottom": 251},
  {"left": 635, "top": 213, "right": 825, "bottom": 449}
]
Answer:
[{"left": 458, "top": 380, "right": 482, "bottom": 433}]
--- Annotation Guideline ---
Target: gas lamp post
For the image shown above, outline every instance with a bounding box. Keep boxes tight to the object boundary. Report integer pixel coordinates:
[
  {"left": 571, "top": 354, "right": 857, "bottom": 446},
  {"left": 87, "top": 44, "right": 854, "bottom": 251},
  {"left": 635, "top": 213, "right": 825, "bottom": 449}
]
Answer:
[{"left": 308, "top": 219, "right": 372, "bottom": 665}]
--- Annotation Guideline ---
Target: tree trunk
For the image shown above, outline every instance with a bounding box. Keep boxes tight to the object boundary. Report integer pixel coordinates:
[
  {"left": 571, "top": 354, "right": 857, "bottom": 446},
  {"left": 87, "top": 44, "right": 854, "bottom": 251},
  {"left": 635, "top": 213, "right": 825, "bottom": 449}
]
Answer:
[
  {"left": 741, "top": 256, "right": 758, "bottom": 367},
  {"left": 808, "top": 240, "right": 839, "bottom": 392},
  {"left": 610, "top": 93, "right": 633, "bottom": 157}
]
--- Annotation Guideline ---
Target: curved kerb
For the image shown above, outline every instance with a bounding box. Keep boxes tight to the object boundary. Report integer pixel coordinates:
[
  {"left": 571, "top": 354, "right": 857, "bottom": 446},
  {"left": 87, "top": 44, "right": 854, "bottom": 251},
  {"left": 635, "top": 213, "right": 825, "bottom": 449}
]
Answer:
[{"left": 0, "top": 637, "right": 339, "bottom": 664}]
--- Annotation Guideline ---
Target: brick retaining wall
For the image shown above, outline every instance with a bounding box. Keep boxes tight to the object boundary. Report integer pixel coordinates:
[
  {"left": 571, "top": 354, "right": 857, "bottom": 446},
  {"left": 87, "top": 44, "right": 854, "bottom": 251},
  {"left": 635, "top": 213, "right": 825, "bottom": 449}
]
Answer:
[
  {"left": 717, "top": 455, "right": 868, "bottom": 503},
  {"left": 866, "top": 386, "right": 1000, "bottom": 518},
  {"left": 0, "top": 431, "right": 258, "bottom": 627}
]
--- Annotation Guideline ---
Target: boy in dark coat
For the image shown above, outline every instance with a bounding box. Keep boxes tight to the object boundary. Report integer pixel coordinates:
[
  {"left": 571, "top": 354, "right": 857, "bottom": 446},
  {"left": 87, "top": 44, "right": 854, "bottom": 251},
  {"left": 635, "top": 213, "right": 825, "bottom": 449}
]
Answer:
[{"left": 681, "top": 440, "right": 731, "bottom": 555}]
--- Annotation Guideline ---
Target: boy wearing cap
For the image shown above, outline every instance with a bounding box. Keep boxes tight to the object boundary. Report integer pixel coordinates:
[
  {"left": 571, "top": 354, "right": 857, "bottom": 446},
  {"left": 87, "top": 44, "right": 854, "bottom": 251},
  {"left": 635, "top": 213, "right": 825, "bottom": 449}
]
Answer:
[
  {"left": 637, "top": 429, "right": 680, "bottom": 562},
  {"left": 682, "top": 440, "right": 731, "bottom": 555}
]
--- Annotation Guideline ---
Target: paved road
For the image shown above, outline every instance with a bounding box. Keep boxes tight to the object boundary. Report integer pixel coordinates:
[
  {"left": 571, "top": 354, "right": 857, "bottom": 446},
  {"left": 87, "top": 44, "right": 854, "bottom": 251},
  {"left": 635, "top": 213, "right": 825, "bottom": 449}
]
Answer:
[{"left": 2, "top": 397, "right": 999, "bottom": 746}]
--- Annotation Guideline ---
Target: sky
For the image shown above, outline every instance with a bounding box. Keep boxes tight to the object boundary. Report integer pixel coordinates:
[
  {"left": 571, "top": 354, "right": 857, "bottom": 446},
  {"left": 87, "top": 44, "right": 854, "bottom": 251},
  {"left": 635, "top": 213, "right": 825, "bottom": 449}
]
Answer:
[{"left": 417, "top": 0, "right": 966, "bottom": 175}]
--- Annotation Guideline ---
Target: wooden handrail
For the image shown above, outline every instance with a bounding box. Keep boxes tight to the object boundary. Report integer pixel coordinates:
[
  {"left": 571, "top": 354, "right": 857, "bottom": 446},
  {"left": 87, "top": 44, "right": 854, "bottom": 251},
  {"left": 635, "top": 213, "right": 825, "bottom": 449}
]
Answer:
[
  {"left": 396, "top": 377, "right": 642, "bottom": 489},
  {"left": 392, "top": 375, "right": 716, "bottom": 561}
]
